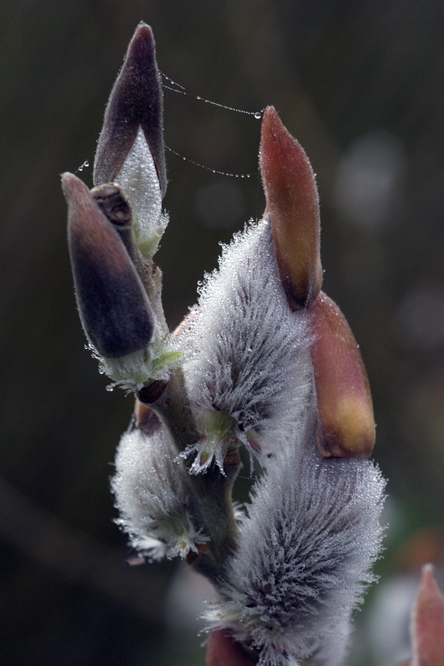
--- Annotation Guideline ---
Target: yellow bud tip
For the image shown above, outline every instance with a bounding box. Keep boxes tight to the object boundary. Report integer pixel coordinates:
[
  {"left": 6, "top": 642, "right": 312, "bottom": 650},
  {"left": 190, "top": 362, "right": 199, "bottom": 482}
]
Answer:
[
  {"left": 311, "top": 292, "right": 375, "bottom": 459},
  {"left": 260, "top": 106, "right": 322, "bottom": 310}
]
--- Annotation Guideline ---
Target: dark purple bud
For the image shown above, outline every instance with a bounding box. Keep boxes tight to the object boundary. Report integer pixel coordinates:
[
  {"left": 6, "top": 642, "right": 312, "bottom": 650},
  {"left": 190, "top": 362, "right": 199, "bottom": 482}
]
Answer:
[
  {"left": 62, "top": 172, "right": 154, "bottom": 358},
  {"left": 93, "top": 22, "right": 166, "bottom": 196}
]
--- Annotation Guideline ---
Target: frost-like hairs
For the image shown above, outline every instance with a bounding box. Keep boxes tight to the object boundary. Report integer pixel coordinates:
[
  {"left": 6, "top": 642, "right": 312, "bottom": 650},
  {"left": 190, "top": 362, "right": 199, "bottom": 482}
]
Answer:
[
  {"left": 179, "top": 219, "right": 314, "bottom": 471},
  {"left": 205, "top": 406, "right": 386, "bottom": 666},
  {"left": 112, "top": 426, "right": 208, "bottom": 560}
]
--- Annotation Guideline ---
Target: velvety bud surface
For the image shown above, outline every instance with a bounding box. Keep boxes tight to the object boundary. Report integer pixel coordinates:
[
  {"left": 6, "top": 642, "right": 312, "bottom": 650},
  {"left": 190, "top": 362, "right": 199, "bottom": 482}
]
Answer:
[
  {"left": 94, "top": 22, "right": 166, "bottom": 194},
  {"left": 62, "top": 172, "right": 153, "bottom": 358},
  {"left": 260, "top": 107, "right": 322, "bottom": 310},
  {"left": 310, "top": 292, "right": 375, "bottom": 458},
  {"left": 411, "top": 565, "right": 444, "bottom": 666}
]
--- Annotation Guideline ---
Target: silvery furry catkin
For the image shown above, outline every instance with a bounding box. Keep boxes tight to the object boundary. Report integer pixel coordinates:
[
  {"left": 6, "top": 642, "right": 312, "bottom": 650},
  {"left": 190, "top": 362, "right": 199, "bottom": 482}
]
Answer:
[
  {"left": 204, "top": 402, "right": 385, "bottom": 666},
  {"left": 177, "top": 218, "right": 313, "bottom": 473},
  {"left": 112, "top": 425, "right": 209, "bottom": 561},
  {"left": 62, "top": 23, "right": 386, "bottom": 666}
]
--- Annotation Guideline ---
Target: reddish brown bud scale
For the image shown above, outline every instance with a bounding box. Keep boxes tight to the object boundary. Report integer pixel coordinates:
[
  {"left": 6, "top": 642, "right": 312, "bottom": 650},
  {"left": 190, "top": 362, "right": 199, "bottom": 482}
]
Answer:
[
  {"left": 310, "top": 292, "right": 375, "bottom": 459},
  {"left": 206, "top": 630, "right": 257, "bottom": 666},
  {"left": 411, "top": 564, "right": 444, "bottom": 666},
  {"left": 62, "top": 172, "right": 154, "bottom": 358},
  {"left": 260, "top": 106, "right": 322, "bottom": 310}
]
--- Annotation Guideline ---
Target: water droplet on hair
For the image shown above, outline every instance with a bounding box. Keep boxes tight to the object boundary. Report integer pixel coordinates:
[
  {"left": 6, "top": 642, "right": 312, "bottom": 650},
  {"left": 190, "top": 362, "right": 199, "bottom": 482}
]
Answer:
[{"left": 77, "top": 159, "right": 90, "bottom": 172}]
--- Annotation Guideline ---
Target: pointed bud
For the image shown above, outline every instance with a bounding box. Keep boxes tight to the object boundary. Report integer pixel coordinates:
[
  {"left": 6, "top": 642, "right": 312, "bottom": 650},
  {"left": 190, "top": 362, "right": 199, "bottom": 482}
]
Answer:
[
  {"left": 94, "top": 22, "right": 166, "bottom": 193},
  {"left": 94, "top": 23, "right": 167, "bottom": 259},
  {"left": 310, "top": 292, "right": 375, "bottom": 458},
  {"left": 206, "top": 630, "right": 257, "bottom": 666},
  {"left": 411, "top": 565, "right": 444, "bottom": 666},
  {"left": 62, "top": 172, "right": 153, "bottom": 358},
  {"left": 260, "top": 106, "right": 322, "bottom": 310}
]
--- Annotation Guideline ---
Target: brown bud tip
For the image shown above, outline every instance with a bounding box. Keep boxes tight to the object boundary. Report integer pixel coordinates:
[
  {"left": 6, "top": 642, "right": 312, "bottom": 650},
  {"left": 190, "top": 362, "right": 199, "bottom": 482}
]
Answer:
[
  {"left": 260, "top": 106, "right": 322, "bottom": 310},
  {"left": 411, "top": 564, "right": 444, "bottom": 666},
  {"left": 206, "top": 630, "right": 257, "bottom": 666},
  {"left": 310, "top": 292, "right": 375, "bottom": 458},
  {"left": 93, "top": 22, "right": 166, "bottom": 195},
  {"left": 91, "top": 184, "right": 132, "bottom": 228},
  {"left": 134, "top": 400, "right": 162, "bottom": 435},
  {"left": 62, "top": 172, "right": 153, "bottom": 358},
  {"left": 91, "top": 183, "right": 148, "bottom": 281}
]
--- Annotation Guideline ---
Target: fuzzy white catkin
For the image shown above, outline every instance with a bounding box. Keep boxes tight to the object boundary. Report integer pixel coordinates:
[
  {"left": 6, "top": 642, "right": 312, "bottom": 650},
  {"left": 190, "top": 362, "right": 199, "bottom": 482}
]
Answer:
[
  {"left": 179, "top": 218, "right": 314, "bottom": 470},
  {"left": 112, "top": 426, "right": 208, "bottom": 560},
  {"left": 205, "top": 405, "right": 386, "bottom": 666},
  {"left": 111, "top": 208, "right": 385, "bottom": 666},
  {"left": 115, "top": 126, "right": 168, "bottom": 258}
]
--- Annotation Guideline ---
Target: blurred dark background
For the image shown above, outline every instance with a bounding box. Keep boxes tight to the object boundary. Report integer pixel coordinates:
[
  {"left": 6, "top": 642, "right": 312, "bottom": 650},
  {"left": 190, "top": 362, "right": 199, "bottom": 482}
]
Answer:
[{"left": 1, "top": 1, "right": 444, "bottom": 664}]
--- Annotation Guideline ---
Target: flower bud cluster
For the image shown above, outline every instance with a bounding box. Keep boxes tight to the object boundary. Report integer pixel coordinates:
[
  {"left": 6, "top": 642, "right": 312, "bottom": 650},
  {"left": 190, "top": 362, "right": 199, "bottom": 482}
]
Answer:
[
  {"left": 62, "top": 25, "right": 182, "bottom": 390},
  {"left": 62, "top": 23, "right": 386, "bottom": 666}
]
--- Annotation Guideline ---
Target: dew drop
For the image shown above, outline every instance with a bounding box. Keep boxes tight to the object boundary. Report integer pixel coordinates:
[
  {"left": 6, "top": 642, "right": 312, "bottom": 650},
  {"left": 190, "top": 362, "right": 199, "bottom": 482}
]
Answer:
[
  {"left": 254, "top": 112, "right": 262, "bottom": 120},
  {"left": 77, "top": 159, "right": 90, "bottom": 172}
]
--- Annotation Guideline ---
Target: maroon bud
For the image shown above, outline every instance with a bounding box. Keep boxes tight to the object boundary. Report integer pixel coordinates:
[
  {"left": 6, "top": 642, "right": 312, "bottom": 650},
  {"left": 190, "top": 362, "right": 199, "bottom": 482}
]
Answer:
[
  {"left": 260, "top": 107, "right": 322, "bottom": 310},
  {"left": 410, "top": 564, "right": 444, "bottom": 666}
]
